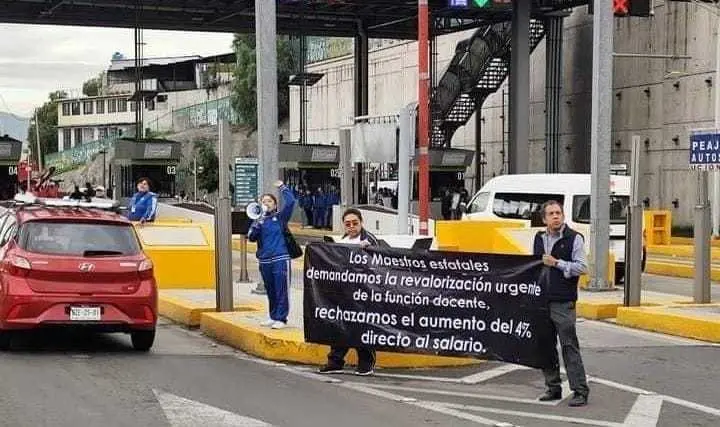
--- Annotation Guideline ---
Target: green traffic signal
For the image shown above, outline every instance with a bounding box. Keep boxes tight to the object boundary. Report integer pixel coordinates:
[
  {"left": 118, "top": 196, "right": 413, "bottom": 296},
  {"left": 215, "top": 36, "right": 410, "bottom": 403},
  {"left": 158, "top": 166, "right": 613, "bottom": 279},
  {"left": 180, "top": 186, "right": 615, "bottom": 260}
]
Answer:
[{"left": 472, "top": 0, "right": 491, "bottom": 7}]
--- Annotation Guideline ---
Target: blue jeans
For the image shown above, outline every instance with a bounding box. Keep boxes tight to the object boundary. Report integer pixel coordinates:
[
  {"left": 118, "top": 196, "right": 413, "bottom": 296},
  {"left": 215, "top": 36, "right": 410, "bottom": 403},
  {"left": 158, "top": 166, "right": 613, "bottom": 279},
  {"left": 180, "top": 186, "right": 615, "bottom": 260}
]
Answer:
[{"left": 259, "top": 259, "right": 290, "bottom": 323}]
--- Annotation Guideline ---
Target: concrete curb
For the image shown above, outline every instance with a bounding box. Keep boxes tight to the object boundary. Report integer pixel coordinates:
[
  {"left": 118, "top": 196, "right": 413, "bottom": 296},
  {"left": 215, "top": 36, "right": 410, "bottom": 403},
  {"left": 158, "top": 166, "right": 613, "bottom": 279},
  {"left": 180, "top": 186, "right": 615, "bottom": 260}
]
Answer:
[
  {"left": 199, "top": 311, "right": 483, "bottom": 369},
  {"left": 158, "top": 294, "right": 264, "bottom": 327},
  {"left": 648, "top": 245, "right": 720, "bottom": 260},
  {"left": 616, "top": 304, "right": 720, "bottom": 343},
  {"left": 645, "top": 261, "right": 720, "bottom": 281},
  {"left": 576, "top": 300, "right": 624, "bottom": 320}
]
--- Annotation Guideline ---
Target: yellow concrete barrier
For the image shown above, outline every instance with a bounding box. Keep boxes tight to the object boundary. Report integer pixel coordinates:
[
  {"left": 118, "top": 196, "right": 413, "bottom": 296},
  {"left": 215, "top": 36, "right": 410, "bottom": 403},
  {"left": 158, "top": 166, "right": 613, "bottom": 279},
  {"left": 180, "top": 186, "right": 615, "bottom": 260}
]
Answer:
[
  {"left": 437, "top": 219, "right": 615, "bottom": 287},
  {"left": 134, "top": 221, "right": 215, "bottom": 289},
  {"left": 643, "top": 210, "right": 671, "bottom": 245}
]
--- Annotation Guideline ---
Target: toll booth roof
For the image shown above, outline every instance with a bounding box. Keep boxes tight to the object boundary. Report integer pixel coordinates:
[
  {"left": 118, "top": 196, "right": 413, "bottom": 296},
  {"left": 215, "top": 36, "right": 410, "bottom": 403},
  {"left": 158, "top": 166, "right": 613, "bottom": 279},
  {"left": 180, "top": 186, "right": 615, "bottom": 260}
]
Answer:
[{"left": 0, "top": 1, "right": 588, "bottom": 39}]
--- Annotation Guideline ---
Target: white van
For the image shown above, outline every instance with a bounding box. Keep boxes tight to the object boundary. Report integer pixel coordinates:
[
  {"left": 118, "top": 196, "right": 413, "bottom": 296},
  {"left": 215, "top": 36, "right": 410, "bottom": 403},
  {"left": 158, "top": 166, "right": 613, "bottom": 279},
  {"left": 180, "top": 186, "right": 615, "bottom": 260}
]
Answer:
[{"left": 462, "top": 173, "right": 643, "bottom": 282}]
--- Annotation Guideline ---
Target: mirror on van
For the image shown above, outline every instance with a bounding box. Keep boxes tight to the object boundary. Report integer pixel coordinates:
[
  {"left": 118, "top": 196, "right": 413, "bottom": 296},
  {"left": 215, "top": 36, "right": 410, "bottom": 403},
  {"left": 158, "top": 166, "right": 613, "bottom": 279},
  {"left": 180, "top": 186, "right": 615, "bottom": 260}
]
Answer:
[{"left": 530, "top": 210, "right": 545, "bottom": 228}]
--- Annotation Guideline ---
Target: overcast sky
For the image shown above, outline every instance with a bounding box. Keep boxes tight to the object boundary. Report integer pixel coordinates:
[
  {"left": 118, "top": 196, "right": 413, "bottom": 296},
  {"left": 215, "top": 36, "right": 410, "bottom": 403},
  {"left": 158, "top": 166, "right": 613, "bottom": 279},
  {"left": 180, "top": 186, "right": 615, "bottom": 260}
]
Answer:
[{"left": 0, "top": 24, "right": 234, "bottom": 118}]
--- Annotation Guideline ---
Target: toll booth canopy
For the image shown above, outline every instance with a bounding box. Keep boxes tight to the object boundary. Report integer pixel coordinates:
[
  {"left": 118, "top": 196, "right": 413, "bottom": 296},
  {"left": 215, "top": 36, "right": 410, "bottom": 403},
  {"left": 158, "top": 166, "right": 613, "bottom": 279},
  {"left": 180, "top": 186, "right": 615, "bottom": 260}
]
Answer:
[
  {"left": 280, "top": 143, "right": 340, "bottom": 192},
  {"left": 109, "top": 138, "right": 182, "bottom": 199},
  {"left": 0, "top": 136, "right": 22, "bottom": 200}
]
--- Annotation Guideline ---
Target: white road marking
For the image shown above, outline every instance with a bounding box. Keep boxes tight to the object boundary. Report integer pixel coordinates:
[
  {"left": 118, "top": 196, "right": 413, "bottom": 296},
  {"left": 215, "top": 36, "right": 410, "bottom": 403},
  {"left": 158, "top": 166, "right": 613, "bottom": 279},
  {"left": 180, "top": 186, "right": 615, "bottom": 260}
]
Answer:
[
  {"left": 459, "top": 364, "right": 531, "bottom": 384},
  {"left": 341, "top": 383, "right": 509, "bottom": 426},
  {"left": 439, "top": 402, "right": 621, "bottom": 427},
  {"left": 363, "top": 383, "right": 557, "bottom": 406},
  {"left": 623, "top": 394, "right": 663, "bottom": 426},
  {"left": 662, "top": 396, "right": 720, "bottom": 418},
  {"left": 154, "top": 389, "right": 272, "bottom": 427}
]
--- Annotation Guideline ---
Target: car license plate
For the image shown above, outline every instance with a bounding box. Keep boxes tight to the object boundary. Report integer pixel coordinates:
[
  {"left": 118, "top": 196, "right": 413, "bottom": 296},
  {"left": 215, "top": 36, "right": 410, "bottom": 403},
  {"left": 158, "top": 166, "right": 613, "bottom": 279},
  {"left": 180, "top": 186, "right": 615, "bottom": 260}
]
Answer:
[{"left": 70, "top": 307, "right": 101, "bottom": 321}]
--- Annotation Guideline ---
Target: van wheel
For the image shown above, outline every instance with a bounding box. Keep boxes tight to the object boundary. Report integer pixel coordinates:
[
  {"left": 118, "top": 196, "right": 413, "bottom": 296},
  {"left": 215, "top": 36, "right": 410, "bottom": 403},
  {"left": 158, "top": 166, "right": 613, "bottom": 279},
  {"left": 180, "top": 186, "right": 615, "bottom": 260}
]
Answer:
[{"left": 131, "top": 329, "right": 155, "bottom": 352}]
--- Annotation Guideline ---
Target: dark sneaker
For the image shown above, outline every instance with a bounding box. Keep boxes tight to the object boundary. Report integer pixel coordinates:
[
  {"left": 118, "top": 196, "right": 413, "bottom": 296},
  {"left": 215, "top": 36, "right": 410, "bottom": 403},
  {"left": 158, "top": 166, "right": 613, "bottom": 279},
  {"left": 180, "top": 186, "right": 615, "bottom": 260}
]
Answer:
[
  {"left": 568, "top": 392, "right": 588, "bottom": 407},
  {"left": 538, "top": 390, "right": 562, "bottom": 402},
  {"left": 317, "top": 365, "right": 344, "bottom": 374},
  {"left": 354, "top": 365, "right": 375, "bottom": 376}
]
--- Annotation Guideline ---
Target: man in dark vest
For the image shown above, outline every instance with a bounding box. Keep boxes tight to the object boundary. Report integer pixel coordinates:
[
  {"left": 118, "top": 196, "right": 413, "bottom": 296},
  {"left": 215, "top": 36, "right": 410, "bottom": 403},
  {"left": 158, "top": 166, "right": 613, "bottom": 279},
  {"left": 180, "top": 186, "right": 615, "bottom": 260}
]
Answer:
[{"left": 533, "top": 200, "right": 590, "bottom": 407}]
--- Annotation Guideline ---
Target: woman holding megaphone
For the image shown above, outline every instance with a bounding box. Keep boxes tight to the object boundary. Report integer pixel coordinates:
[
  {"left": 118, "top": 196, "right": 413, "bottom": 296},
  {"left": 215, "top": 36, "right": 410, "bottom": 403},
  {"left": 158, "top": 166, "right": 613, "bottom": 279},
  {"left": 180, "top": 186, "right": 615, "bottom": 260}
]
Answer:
[{"left": 248, "top": 180, "right": 298, "bottom": 329}]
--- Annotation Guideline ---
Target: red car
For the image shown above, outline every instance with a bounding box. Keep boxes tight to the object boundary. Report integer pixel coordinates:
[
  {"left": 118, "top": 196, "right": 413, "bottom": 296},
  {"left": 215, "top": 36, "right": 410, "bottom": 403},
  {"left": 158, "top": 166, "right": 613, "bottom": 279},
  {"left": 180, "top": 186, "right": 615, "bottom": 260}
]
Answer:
[{"left": 0, "top": 195, "right": 157, "bottom": 351}]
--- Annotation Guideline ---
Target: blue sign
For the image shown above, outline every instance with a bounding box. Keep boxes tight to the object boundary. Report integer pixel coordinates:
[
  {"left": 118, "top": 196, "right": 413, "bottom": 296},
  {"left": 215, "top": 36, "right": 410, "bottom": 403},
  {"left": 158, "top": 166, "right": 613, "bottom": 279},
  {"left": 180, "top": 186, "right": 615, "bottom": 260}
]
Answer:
[
  {"left": 234, "top": 157, "right": 259, "bottom": 208},
  {"left": 689, "top": 130, "right": 720, "bottom": 171}
]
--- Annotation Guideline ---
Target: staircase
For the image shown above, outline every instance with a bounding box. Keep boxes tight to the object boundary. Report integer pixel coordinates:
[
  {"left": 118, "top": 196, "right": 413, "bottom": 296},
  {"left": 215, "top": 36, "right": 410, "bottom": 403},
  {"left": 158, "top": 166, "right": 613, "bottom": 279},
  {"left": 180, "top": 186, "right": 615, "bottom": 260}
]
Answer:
[{"left": 430, "top": 19, "right": 546, "bottom": 147}]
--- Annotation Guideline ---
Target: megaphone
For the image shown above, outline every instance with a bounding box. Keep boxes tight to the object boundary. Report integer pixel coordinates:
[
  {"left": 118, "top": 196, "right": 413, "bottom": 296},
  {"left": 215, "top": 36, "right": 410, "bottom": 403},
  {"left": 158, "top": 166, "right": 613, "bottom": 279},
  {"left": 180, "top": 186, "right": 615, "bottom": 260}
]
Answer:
[{"left": 246, "top": 202, "right": 264, "bottom": 220}]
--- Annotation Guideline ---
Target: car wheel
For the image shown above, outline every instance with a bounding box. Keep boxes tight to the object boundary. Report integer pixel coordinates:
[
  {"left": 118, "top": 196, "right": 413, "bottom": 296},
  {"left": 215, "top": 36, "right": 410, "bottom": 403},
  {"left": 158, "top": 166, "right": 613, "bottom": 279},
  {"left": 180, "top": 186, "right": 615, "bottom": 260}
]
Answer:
[
  {"left": 0, "top": 331, "right": 13, "bottom": 351},
  {"left": 131, "top": 329, "right": 155, "bottom": 352}
]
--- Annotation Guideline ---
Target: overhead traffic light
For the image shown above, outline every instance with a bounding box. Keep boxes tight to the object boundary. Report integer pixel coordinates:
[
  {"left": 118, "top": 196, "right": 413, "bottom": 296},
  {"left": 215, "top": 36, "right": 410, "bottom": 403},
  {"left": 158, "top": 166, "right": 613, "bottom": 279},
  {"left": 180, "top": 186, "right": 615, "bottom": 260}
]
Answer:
[
  {"left": 588, "top": 0, "right": 652, "bottom": 17},
  {"left": 448, "top": 0, "right": 510, "bottom": 8}
]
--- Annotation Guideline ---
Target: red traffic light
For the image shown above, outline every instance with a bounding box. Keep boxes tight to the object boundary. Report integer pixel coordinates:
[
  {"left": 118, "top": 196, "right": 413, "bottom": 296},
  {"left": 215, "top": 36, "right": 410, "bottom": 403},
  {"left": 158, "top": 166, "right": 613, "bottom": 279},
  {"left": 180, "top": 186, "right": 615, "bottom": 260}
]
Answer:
[{"left": 614, "top": 0, "right": 630, "bottom": 16}]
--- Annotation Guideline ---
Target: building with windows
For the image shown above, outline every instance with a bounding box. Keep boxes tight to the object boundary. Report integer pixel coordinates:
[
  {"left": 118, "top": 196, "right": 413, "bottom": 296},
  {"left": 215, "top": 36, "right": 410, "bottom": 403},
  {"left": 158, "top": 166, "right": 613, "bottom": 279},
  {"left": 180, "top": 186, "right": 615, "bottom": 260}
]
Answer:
[{"left": 56, "top": 53, "right": 234, "bottom": 152}]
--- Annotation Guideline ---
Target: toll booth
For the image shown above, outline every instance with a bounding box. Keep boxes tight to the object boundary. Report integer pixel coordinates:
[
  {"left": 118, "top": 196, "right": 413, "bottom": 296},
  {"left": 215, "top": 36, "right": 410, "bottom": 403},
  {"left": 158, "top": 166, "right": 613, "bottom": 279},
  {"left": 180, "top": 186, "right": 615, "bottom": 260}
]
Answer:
[
  {"left": 0, "top": 135, "right": 21, "bottom": 200},
  {"left": 109, "top": 138, "right": 181, "bottom": 199},
  {"left": 410, "top": 147, "right": 475, "bottom": 218},
  {"left": 280, "top": 143, "right": 340, "bottom": 192}
]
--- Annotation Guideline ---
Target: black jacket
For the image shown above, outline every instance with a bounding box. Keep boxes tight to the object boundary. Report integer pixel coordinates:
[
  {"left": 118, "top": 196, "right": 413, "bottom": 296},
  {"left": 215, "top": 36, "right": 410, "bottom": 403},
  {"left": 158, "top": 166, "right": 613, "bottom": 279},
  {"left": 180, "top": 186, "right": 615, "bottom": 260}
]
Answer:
[{"left": 533, "top": 226, "right": 582, "bottom": 302}]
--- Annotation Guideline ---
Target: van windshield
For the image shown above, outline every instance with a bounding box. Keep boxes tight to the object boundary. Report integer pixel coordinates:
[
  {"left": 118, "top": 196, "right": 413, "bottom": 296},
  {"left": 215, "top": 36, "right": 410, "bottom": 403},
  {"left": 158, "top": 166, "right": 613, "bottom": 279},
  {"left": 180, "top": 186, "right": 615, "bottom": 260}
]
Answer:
[{"left": 572, "top": 195, "right": 629, "bottom": 224}]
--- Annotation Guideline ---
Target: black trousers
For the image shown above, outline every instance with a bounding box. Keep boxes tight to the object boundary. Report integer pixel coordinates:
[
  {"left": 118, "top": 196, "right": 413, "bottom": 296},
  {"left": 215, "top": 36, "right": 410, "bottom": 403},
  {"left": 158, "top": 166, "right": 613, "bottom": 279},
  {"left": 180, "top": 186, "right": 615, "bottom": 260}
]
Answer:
[{"left": 327, "top": 346, "right": 376, "bottom": 369}]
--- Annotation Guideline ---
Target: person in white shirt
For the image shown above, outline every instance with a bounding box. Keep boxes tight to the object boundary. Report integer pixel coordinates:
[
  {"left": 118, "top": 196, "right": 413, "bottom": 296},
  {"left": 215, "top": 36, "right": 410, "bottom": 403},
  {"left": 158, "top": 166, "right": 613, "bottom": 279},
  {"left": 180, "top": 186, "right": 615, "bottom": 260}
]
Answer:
[{"left": 318, "top": 208, "right": 379, "bottom": 376}]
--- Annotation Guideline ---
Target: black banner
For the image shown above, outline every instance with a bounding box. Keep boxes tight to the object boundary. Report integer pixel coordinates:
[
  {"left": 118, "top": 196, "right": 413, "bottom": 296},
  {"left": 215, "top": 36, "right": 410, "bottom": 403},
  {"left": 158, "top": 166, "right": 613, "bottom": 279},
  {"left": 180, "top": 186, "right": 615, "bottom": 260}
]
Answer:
[{"left": 303, "top": 243, "right": 556, "bottom": 369}]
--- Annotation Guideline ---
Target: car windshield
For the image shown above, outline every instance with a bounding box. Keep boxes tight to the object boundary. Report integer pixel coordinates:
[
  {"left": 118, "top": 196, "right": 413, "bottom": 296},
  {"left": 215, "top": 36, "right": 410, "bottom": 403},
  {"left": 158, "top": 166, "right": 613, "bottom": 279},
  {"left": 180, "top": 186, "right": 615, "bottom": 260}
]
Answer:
[
  {"left": 573, "top": 195, "right": 629, "bottom": 224},
  {"left": 19, "top": 221, "right": 141, "bottom": 256}
]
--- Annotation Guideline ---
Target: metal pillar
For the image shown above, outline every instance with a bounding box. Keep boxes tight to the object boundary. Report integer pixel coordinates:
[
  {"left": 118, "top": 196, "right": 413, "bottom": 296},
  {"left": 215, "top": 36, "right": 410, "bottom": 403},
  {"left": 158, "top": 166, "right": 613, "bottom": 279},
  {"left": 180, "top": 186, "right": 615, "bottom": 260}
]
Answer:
[
  {"left": 588, "top": 0, "right": 613, "bottom": 290},
  {"left": 713, "top": 16, "right": 720, "bottom": 237},
  {"left": 256, "top": 0, "right": 279, "bottom": 195},
  {"left": 354, "top": 26, "right": 369, "bottom": 205},
  {"left": 474, "top": 105, "right": 483, "bottom": 191},
  {"left": 695, "top": 170, "right": 712, "bottom": 303},
  {"left": 418, "top": 0, "right": 430, "bottom": 235},
  {"left": 545, "top": 15, "right": 564, "bottom": 173},
  {"left": 624, "top": 136, "right": 643, "bottom": 306},
  {"left": 398, "top": 103, "right": 417, "bottom": 235},
  {"left": 339, "top": 128, "right": 353, "bottom": 207},
  {"left": 215, "top": 121, "right": 234, "bottom": 312},
  {"left": 508, "top": 0, "right": 530, "bottom": 174}
]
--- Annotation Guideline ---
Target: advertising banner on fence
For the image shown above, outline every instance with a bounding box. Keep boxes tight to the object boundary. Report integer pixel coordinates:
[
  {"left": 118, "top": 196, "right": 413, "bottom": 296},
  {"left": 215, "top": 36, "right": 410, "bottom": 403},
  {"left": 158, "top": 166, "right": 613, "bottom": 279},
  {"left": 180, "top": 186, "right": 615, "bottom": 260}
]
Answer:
[{"left": 303, "top": 243, "right": 555, "bottom": 369}]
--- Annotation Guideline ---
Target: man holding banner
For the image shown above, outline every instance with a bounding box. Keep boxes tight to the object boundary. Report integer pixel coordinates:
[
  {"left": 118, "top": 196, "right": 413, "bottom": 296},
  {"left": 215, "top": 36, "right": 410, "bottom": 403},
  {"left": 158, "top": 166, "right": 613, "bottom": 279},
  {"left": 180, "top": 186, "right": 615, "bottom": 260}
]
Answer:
[
  {"left": 317, "top": 208, "right": 379, "bottom": 376},
  {"left": 534, "top": 200, "right": 590, "bottom": 407}
]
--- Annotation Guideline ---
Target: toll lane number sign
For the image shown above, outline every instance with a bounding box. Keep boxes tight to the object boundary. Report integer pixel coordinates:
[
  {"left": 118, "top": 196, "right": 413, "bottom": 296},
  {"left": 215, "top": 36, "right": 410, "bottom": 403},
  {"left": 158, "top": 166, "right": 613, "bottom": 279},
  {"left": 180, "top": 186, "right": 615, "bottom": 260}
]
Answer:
[{"left": 8, "top": 166, "right": 17, "bottom": 176}]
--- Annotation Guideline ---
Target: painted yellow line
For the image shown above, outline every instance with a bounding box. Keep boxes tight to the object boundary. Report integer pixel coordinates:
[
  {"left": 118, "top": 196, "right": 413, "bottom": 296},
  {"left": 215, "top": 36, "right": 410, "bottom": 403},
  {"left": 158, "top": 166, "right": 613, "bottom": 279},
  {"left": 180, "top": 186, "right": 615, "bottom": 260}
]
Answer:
[
  {"left": 617, "top": 304, "right": 720, "bottom": 343},
  {"left": 200, "top": 311, "right": 483, "bottom": 369},
  {"left": 645, "top": 261, "right": 720, "bottom": 281}
]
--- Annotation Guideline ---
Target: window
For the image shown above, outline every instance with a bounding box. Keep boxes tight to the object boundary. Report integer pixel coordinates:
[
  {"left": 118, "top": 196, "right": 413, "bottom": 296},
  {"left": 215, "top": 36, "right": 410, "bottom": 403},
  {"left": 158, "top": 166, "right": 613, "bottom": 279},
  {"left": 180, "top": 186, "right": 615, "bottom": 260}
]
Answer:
[
  {"left": 62, "top": 102, "right": 71, "bottom": 116},
  {"left": 71, "top": 102, "right": 81, "bottom": 116},
  {"left": 0, "top": 215, "right": 17, "bottom": 247},
  {"left": 82, "top": 128, "right": 95, "bottom": 142},
  {"left": 573, "top": 195, "right": 629, "bottom": 224},
  {"left": 466, "top": 192, "right": 490, "bottom": 214},
  {"left": 74, "top": 128, "right": 83, "bottom": 145},
  {"left": 63, "top": 129, "right": 72, "bottom": 150},
  {"left": 83, "top": 101, "right": 93, "bottom": 115},
  {"left": 98, "top": 128, "right": 109, "bottom": 140},
  {"left": 145, "top": 98, "right": 155, "bottom": 111},
  {"left": 108, "top": 99, "right": 117, "bottom": 113},
  {"left": 130, "top": 101, "right": 136, "bottom": 112},
  {"left": 492, "top": 192, "right": 565, "bottom": 220},
  {"left": 96, "top": 99, "right": 105, "bottom": 114},
  {"left": 118, "top": 99, "right": 128, "bottom": 112},
  {"left": 20, "top": 222, "right": 141, "bottom": 256}
]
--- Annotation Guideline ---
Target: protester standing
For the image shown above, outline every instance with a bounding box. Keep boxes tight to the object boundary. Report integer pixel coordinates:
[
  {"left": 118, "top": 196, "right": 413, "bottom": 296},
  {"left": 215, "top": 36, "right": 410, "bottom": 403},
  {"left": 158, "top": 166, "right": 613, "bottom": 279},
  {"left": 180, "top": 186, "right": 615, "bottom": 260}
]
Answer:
[
  {"left": 533, "top": 200, "right": 590, "bottom": 407},
  {"left": 248, "top": 180, "right": 297, "bottom": 330},
  {"left": 318, "top": 208, "right": 378, "bottom": 376},
  {"left": 127, "top": 177, "right": 158, "bottom": 223}
]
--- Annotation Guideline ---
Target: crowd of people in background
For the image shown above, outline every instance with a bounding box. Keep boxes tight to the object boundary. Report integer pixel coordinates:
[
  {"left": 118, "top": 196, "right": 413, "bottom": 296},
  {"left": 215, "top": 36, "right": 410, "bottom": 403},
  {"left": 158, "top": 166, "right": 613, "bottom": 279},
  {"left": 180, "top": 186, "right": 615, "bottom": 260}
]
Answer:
[{"left": 297, "top": 185, "right": 340, "bottom": 230}]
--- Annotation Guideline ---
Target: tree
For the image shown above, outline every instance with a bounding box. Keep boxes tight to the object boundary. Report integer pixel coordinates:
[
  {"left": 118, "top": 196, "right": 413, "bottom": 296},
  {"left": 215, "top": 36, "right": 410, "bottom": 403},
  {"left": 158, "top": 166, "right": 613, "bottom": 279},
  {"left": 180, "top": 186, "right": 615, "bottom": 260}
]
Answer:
[
  {"left": 194, "top": 139, "right": 218, "bottom": 194},
  {"left": 82, "top": 72, "right": 105, "bottom": 97},
  {"left": 231, "top": 34, "right": 296, "bottom": 131},
  {"left": 28, "top": 90, "right": 67, "bottom": 158}
]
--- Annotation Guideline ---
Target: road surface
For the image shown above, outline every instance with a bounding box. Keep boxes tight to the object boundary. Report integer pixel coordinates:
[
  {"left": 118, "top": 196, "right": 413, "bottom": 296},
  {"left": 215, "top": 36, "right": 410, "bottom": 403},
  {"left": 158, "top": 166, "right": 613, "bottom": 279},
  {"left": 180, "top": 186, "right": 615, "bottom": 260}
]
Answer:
[{"left": 0, "top": 316, "right": 718, "bottom": 426}]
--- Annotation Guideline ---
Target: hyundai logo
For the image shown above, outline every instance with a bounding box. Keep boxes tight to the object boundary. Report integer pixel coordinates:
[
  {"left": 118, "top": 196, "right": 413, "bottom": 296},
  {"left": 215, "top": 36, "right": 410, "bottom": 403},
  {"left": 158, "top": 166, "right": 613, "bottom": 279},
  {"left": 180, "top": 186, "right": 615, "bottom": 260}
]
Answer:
[{"left": 78, "top": 263, "right": 96, "bottom": 272}]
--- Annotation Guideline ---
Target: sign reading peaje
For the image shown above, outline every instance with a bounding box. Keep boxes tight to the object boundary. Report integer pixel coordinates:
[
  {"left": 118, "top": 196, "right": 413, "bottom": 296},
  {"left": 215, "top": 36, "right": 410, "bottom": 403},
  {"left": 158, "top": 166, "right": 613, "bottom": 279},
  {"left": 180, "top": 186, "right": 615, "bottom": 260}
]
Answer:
[{"left": 303, "top": 243, "right": 555, "bottom": 369}]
